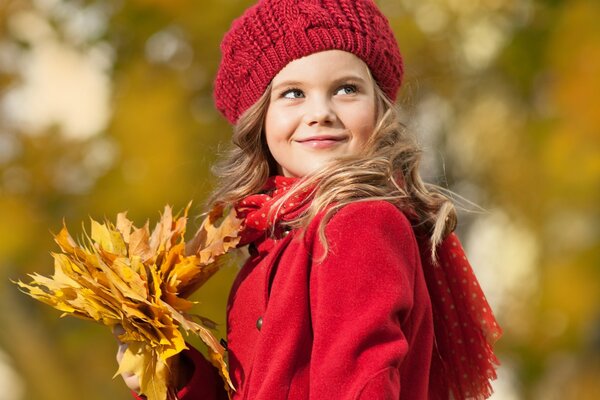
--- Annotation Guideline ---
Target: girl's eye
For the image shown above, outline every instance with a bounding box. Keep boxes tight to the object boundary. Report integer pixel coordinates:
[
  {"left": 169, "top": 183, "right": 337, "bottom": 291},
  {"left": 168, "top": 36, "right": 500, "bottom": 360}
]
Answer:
[
  {"left": 282, "top": 89, "right": 304, "bottom": 99},
  {"left": 335, "top": 85, "right": 357, "bottom": 96}
]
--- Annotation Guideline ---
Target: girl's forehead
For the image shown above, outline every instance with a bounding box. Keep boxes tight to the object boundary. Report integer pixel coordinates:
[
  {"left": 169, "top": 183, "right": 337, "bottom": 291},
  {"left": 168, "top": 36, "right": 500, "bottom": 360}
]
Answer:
[{"left": 271, "top": 50, "right": 371, "bottom": 83}]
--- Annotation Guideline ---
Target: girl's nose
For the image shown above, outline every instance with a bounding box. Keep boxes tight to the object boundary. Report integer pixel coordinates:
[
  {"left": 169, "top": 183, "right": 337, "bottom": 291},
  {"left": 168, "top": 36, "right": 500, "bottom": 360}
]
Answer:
[{"left": 304, "top": 96, "right": 337, "bottom": 126}]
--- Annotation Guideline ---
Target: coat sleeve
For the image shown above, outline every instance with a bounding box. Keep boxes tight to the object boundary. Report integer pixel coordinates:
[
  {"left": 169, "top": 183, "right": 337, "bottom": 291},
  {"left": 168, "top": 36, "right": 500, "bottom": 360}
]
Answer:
[
  {"left": 308, "top": 201, "right": 420, "bottom": 399},
  {"left": 131, "top": 346, "right": 228, "bottom": 400}
]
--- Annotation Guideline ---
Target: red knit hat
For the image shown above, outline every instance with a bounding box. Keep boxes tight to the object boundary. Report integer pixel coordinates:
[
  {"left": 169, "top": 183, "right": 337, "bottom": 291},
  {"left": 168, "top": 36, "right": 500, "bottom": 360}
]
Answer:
[{"left": 214, "top": 0, "right": 403, "bottom": 124}]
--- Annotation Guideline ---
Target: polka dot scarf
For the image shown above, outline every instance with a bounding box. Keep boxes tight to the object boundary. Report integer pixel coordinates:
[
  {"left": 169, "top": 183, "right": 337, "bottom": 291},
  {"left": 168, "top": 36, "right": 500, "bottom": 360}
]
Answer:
[
  {"left": 235, "top": 176, "right": 311, "bottom": 245},
  {"left": 420, "top": 233, "right": 502, "bottom": 400},
  {"left": 235, "top": 176, "right": 502, "bottom": 399}
]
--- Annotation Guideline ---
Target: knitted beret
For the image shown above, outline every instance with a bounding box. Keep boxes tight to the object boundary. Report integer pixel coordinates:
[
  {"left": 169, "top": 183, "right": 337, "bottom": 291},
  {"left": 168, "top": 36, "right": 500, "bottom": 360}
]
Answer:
[{"left": 214, "top": 0, "right": 403, "bottom": 124}]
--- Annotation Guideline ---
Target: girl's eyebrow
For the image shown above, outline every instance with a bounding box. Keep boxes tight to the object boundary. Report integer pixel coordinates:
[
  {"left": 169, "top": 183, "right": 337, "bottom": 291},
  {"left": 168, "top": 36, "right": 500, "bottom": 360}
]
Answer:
[
  {"left": 330, "top": 75, "right": 368, "bottom": 86},
  {"left": 271, "top": 80, "right": 304, "bottom": 92},
  {"left": 272, "top": 75, "right": 368, "bottom": 92}
]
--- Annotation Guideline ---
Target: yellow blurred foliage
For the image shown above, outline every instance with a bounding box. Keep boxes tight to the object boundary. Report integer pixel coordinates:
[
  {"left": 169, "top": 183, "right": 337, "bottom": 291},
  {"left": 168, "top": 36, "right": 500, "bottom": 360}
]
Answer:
[{"left": 1, "top": 0, "right": 599, "bottom": 399}]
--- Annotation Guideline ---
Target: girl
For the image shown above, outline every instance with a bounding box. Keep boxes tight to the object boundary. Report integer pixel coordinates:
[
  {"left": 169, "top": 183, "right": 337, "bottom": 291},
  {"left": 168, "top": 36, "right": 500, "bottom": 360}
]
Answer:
[{"left": 119, "top": 0, "right": 502, "bottom": 398}]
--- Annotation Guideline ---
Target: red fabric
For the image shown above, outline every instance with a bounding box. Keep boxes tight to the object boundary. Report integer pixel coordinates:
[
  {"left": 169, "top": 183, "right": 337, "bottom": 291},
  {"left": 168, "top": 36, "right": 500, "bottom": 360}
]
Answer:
[
  {"left": 214, "top": 0, "right": 403, "bottom": 123},
  {"left": 235, "top": 176, "right": 310, "bottom": 245},
  {"left": 171, "top": 200, "right": 432, "bottom": 399},
  {"left": 177, "top": 348, "right": 229, "bottom": 400},
  {"left": 134, "top": 178, "right": 501, "bottom": 399},
  {"left": 231, "top": 176, "right": 502, "bottom": 399},
  {"left": 230, "top": 200, "right": 432, "bottom": 399},
  {"left": 419, "top": 234, "right": 502, "bottom": 399}
]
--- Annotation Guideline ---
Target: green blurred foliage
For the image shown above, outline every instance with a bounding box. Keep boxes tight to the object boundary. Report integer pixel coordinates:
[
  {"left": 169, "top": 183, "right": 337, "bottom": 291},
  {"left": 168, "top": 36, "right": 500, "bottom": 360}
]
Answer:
[{"left": 0, "top": 0, "right": 598, "bottom": 399}]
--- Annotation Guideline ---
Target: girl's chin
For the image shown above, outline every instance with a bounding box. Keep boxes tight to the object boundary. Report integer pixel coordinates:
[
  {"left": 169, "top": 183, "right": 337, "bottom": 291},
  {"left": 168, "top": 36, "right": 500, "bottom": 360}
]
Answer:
[{"left": 282, "top": 162, "right": 339, "bottom": 178}]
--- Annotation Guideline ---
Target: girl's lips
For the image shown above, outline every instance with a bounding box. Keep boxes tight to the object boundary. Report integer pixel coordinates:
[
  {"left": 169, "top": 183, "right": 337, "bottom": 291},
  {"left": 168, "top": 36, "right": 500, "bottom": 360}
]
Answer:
[{"left": 295, "top": 135, "right": 348, "bottom": 149}]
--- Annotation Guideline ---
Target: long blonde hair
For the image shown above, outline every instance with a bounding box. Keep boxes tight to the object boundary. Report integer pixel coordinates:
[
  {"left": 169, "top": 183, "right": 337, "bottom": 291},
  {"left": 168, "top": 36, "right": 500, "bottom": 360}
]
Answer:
[{"left": 208, "top": 80, "right": 456, "bottom": 259}]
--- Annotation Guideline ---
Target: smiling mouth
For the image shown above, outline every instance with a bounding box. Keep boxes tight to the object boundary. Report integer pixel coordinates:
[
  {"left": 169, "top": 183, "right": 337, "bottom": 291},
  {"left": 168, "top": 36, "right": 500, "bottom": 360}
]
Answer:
[{"left": 295, "top": 135, "right": 348, "bottom": 149}]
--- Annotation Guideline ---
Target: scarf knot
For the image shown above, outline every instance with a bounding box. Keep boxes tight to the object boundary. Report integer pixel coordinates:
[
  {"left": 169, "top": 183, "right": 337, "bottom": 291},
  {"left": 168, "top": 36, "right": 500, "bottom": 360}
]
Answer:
[{"left": 234, "top": 176, "right": 311, "bottom": 245}]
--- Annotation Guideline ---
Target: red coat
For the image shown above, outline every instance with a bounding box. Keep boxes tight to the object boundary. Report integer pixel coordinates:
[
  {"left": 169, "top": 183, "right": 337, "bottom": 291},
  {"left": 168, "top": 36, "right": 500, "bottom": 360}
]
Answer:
[{"left": 148, "top": 200, "right": 435, "bottom": 399}]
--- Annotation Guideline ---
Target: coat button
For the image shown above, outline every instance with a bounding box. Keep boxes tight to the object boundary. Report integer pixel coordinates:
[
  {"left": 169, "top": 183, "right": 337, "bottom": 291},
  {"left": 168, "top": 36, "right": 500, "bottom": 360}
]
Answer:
[{"left": 256, "top": 316, "right": 263, "bottom": 331}]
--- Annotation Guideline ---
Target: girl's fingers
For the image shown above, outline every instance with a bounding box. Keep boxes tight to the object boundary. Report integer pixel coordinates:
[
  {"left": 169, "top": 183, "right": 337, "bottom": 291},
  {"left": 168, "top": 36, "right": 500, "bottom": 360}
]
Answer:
[
  {"left": 112, "top": 324, "right": 141, "bottom": 392},
  {"left": 123, "top": 373, "right": 141, "bottom": 393},
  {"left": 113, "top": 324, "right": 127, "bottom": 363},
  {"left": 116, "top": 342, "right": 127, "bottom": 364},
  {"left": 112, "top": 323, "right": 125, "bottom": 339}
]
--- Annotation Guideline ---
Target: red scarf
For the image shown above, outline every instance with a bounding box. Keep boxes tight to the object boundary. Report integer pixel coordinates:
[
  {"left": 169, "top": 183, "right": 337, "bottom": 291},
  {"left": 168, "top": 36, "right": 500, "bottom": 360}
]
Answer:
[
  {"left": 235, "top": 176, "right": 502, "bottom": 400},
  {"left": 235, "top": 176, "right": 311, "bottom": 245}
]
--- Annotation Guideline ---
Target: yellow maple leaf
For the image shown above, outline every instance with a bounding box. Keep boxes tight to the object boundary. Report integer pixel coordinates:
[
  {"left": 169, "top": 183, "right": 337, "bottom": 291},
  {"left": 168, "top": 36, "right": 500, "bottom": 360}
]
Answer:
[{"left": 16, "top": 203, "right": 242, "bottom": 400}]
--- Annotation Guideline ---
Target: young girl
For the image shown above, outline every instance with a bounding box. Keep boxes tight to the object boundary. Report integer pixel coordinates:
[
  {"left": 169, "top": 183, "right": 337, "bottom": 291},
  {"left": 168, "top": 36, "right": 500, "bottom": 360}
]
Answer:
[{"left": 119, "top": 0, "right": 502, "bottom": 398}]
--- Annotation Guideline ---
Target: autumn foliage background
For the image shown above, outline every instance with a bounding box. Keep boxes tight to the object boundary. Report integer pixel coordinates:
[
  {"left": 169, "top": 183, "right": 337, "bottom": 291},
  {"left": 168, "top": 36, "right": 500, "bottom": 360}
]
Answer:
[{"left": 0, "top": 0, "right": 598, "bottom": 399}]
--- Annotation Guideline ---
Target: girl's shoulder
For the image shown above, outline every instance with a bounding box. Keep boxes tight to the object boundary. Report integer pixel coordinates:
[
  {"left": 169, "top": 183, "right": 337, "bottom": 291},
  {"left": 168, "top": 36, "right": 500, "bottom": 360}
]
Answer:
[
  {"left": 304, "top": 200, "right": 417, "bottom": 246},
  {"left": 319, "top": 199, "right": 412, "bottom": 229},
  {"left": 301, "top": 200, "right": 422, "bottom": 276}
]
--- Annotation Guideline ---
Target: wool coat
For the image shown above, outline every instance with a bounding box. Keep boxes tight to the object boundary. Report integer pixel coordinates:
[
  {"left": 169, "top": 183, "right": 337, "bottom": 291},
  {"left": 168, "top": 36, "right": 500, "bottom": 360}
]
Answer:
[{"left": 138, "top": 200, "right": 435, "bottom": 399}]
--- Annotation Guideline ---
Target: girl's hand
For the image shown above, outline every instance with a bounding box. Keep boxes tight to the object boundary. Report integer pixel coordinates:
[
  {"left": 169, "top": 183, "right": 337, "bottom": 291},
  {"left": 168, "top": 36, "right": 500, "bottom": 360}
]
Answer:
[
  {"left": 112, "top": 325, "right": 142, "bottom": 393},
  {"left": 112, "top": 325, "right": 194, "bottom": 395}
]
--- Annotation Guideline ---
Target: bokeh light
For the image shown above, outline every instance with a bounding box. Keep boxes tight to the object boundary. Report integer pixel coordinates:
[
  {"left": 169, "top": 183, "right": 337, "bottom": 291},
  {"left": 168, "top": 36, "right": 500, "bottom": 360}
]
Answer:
[{"left": 1, "top": 0, "right": 598, "bottom": 399}]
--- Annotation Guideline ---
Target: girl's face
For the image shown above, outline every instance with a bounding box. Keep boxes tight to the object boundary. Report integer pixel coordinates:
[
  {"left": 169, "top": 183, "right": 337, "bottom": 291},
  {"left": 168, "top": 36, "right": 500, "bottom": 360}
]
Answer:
[{"left": 264, "top": 50, "right": 377, "bottom": 178}]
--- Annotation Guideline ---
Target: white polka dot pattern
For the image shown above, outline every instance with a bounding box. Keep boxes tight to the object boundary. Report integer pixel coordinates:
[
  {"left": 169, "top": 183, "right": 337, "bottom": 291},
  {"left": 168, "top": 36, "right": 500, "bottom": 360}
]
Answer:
[
  {"left": 421, "top": 232, "right": 502, "bottom": 399},
  {"left": 235, "top": 176, "right": 310, "bottom": 245}
]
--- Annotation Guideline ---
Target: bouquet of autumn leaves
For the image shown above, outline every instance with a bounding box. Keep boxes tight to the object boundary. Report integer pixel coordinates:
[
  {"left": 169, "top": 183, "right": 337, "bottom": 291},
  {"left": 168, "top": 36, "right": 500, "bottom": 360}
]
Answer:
[{"left": 16, "top": 204, "right": 242, "bottom": 400}]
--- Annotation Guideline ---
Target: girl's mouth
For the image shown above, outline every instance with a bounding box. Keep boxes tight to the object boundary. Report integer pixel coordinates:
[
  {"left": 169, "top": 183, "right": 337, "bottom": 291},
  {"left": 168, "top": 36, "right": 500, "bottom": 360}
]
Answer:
[{"left": 295, "top": 135, "right": 348, "bottom": 149}]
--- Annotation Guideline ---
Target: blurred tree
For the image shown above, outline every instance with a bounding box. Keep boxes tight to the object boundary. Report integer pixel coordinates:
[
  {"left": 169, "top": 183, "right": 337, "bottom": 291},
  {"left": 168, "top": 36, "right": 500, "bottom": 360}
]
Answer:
[{"left": 0, "top": 0, "right": 598, "bottom": 399}]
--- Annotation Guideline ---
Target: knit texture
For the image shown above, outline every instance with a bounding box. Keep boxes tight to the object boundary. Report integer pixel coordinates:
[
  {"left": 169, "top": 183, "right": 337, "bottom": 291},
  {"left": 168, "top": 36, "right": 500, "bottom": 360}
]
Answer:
[{"left": 214, "top": 0, "right": 403, "bottom": 124}]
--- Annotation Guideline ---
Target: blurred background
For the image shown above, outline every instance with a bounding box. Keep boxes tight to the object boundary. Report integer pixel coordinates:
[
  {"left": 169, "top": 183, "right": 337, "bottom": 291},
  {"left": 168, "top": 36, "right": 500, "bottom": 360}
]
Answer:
[{"left": 0, "top": 0, "right": 598, "bottom": 399}]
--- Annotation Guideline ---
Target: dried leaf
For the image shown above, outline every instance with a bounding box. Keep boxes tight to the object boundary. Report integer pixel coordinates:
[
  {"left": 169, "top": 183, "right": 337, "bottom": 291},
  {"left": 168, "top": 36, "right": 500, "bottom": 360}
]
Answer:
[
  {"left": 16, "top": 204, "right": 241, "bottom": 400},
  {"left": 130, "top": 223, "right": 153, "bottom": 262},
  {"left": 116, "top": 212, "right": 133, "bottom": 242},
  {"left": 114, "top": 342, "right": 170, "bottom": 400}
]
